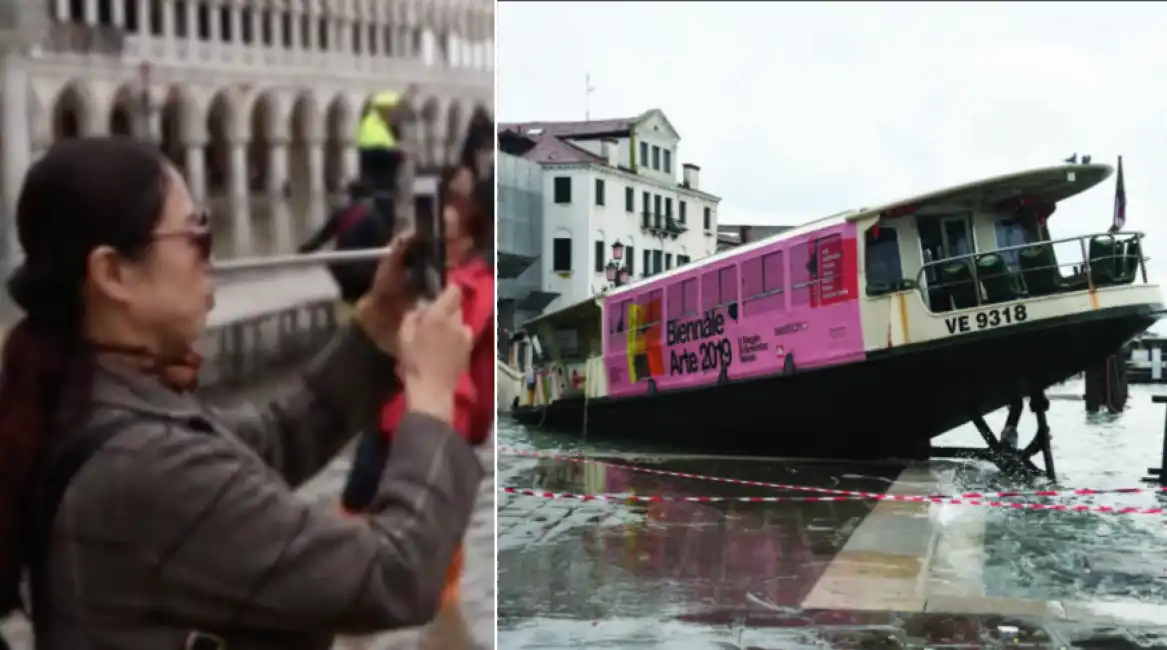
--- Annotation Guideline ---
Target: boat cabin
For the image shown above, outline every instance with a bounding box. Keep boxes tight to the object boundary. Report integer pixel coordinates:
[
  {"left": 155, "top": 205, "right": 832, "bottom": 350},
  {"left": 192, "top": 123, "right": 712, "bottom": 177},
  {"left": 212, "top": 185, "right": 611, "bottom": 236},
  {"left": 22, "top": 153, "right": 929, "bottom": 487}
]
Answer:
[
  {"left": 860, "top": 164, "right": 1143, "bottom": 312},
  {"left": 511, "top": 298, "right": 606, "bottom": 407},
  {"left": 505, "top": 163, "right": 1157, "bottom": 411}
]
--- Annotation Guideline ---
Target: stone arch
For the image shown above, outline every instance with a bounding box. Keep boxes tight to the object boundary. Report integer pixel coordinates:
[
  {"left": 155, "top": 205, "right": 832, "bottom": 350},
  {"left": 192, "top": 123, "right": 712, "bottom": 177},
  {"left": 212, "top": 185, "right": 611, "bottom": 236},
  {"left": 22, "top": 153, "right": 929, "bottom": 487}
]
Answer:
[
  {"left": 288, "top": 91, "right": 320, "bottom": 235},
  {"left": 107, "top": 84, "right": 138, "bottom": 138},
  {"left": 419, "top": 96, "right": 441, "bottom": 172},
  {"left": 247, "top": 92, "right": 280, "bottom": 193},
  {"left": 444, "top": 100, "right": 464, "bottom": 166},
  {"left": 324, "top": 93, "right": 355, "bottom": 193},
  {"left": 159, "top": 86, "right": 195, "bottom": 169},
  {"left": 51, "top": 80, "right": 98, "bottom": 140},
  {"left": 204, "top": 88, "right": 237, "bottom": 195}
]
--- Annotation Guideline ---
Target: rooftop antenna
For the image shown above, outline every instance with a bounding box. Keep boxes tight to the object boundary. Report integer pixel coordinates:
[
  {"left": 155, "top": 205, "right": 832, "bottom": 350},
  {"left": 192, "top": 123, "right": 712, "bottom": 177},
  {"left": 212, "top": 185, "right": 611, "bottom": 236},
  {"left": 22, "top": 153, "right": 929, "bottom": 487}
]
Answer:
[{"left": 585, "top": 72, "right": 596, "bottom": 120}]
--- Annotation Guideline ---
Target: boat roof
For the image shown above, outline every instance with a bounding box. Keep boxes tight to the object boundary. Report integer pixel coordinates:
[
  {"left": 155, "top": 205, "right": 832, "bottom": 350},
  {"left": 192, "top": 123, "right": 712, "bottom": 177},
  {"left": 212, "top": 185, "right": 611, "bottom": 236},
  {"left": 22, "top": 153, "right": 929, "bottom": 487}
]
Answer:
[
  {"left": 604, "top": 163, "right": 1113, "bottom": 298},
  {"left": 521, "top": 296, "right": 602, "bottom": 332}
]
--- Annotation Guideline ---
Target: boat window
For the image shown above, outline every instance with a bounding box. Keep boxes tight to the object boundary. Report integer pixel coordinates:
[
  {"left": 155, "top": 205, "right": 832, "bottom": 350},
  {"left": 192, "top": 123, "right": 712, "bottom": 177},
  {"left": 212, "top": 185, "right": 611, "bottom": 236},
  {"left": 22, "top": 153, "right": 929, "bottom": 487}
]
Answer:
[
  {"left": 789, "top": 242, "right": 814, "bottom": 307},
  {"left": 666, "top": 283, "right": 684, "bottom": 320},
  {"left": 742, "top": 250, "right": 786, "bottom": 317},
  {"left": 554, "top": 327, "right": 581, "bottom": 359},
  {"left": 665, "top": 278, "right": 699, "bottom": 323},
  {"left": 609, "top": 299, "right": 630, "bottom": 351},
  {"left": 865, "top": 226, "right": 903, "bottom": 289},
  {"left": 994, "top": 215, "right": 1041, "bottom": 271},
  {"left": 638, "top": 289, "right": 663, "bottom": 332},
  {"left": 701, "top": 266, "right": 738, "bottom": 311}
]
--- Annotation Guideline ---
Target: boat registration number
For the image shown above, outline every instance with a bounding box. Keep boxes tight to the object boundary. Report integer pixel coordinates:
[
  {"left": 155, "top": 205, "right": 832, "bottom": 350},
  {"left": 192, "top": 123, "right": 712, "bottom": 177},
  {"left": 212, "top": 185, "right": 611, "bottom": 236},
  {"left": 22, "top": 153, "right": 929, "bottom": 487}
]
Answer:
[{"left": 944, "top": 304, "right": 1028, "bottom": 334}]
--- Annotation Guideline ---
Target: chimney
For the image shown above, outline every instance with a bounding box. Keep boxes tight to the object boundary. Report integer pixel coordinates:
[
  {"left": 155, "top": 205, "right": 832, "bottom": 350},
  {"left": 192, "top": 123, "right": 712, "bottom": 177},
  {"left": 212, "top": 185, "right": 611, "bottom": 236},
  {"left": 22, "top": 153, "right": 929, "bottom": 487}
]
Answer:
[
  {"left": 682, "top": 163, "right": 700, "bottom": 190},
  {"left": 600, "top": 138, "right": 618, "bottom": 166}
]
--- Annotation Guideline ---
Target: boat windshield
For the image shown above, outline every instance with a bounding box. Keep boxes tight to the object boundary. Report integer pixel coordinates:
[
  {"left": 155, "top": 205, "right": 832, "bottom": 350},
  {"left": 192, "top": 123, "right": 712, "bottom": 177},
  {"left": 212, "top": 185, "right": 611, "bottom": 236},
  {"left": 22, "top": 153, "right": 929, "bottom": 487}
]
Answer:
[{"left": 993, "top": 208, "right": 1046, "bottom": 271}]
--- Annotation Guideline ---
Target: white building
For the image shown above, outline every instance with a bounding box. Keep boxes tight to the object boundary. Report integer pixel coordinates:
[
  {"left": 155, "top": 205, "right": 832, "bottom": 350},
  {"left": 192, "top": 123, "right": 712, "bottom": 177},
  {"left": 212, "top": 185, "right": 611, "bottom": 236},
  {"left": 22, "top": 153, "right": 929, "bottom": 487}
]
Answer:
[
  {"left": 498, "top": 109, "right": 721, "bottom": 313},
  {"left": 0, "top": 0, "right": 493, "bottom": 264}
]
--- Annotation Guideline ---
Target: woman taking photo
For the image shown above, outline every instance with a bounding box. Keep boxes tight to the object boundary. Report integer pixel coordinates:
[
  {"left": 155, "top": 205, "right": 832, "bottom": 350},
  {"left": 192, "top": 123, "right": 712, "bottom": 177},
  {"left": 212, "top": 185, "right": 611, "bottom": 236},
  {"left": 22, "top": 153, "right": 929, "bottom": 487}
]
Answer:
[{"left": 0, "top": 137, "right": 481, "bottom": 650}]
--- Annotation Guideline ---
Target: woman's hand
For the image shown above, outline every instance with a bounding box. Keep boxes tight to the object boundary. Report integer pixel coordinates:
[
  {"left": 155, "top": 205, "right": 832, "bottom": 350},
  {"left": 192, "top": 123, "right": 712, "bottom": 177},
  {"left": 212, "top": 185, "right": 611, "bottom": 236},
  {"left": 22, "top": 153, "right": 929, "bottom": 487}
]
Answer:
[
  {"left": 354, "top": 229, "right": 416, "bottom": 356},
  {"left": 396, "top": 285, "right": 472, "bottom": 425}
]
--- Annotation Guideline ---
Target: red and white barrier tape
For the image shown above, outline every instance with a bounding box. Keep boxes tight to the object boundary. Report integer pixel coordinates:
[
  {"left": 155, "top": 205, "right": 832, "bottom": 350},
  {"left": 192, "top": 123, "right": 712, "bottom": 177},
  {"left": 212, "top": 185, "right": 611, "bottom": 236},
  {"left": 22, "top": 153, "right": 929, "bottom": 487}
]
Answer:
[
  {"left": 500, "top": 487, "right": 866, "bottom": 503},
  {"left": 499, "top": 446, "right": 1165, "bottom": 502},
  {"left": 500, "top": 487, "right": 1167, "bottom": 515}
]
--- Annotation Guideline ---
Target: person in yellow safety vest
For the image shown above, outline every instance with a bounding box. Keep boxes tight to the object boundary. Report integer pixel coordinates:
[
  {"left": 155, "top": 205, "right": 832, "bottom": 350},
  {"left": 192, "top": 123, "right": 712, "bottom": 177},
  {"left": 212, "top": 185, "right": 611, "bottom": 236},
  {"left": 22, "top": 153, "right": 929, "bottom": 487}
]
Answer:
[{"left": 356, "top": 84, "right": 418, "bottom": 152}]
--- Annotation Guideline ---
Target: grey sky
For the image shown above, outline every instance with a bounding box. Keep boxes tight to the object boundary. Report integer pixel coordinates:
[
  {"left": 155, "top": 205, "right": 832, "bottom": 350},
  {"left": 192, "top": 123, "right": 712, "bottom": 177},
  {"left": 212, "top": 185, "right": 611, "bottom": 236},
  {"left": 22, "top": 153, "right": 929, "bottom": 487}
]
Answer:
[{"left": 498, "top": 1, "right": 1167, "bottom": 285}]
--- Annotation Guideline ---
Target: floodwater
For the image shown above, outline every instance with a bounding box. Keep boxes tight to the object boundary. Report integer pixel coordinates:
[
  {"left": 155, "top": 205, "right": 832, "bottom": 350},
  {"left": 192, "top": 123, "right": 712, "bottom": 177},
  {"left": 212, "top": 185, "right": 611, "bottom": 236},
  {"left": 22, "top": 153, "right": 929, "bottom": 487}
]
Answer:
[{"left": 498, "top": 379, "right": 1167, "bottom": 649}]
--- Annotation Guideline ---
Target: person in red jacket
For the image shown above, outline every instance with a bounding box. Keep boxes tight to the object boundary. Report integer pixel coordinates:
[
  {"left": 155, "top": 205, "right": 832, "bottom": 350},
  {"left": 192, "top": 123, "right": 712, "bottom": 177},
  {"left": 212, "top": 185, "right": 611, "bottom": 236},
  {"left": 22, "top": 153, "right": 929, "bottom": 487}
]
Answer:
[{"left": 340, "top": 161, "right": 493, "bottom": 647}]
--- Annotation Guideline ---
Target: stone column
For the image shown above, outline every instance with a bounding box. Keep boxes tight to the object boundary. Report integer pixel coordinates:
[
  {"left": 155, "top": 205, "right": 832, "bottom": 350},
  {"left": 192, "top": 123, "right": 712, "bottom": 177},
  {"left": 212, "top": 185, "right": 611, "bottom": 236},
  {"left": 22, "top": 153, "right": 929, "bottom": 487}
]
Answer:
[
  {"left": 1, "top": 54, "right": 31, "bottom": 270},
  {"left": 137, "top": 0, "right": 149, "bottom": 35},
  {"left": 54, "top": 0, "right": 69, "bottom": 21},
  {"left": 111, "top": 0, "right": 125, "bottom": 27},
  {"left": 208, "top": 0, "right": 221, "bottom": 43},
  {"left": 305, "top": 137, "right": 326, "bottom": 228},
  {"left": 84, "top": 0, "right": 97, "bottom": 25},
  {"left": 339, "top": 139, "right": 359, "bottom": 187},
  {"left": 229, "top": 2, "right": 243, "bottom": 59},
  {"left": 227, "top": 136, "right": 253, "bottom": 256},
  {"left": 265, "top": 135, "right": 293, "bottom": 253},
  {"left": 288, "top": 4, "right": 301, "bottom": 61},
  {"left": 184, "top": 135, "right": 208, "bottom": 205},
  {"left": 162, "top": 0, "right": 176, "bottom": 57},
  {"left": 186, "top": 0, "right": 197, "bottom": 49}
]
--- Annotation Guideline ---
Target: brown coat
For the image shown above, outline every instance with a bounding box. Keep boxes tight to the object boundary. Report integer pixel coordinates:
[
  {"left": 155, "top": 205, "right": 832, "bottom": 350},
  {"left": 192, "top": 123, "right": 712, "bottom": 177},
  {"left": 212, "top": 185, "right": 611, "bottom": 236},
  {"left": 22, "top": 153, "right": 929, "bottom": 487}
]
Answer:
[{"left": 34, "top": 326, "right": 485, "bottom": 650}]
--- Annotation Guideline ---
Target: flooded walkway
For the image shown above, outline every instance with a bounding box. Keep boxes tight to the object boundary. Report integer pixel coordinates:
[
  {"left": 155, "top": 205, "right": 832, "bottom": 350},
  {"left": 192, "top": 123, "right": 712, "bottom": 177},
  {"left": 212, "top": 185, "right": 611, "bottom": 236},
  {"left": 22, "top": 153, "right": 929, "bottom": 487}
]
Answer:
[{"left": 499, "top": 380, "right": 1167, "bottom": 649}]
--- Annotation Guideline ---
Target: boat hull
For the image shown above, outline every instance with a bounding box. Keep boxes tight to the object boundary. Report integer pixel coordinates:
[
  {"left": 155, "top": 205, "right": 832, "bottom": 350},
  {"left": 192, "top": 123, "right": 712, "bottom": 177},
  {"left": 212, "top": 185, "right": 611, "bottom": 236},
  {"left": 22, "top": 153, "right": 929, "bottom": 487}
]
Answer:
[{"left": 512, "top": 303, "right": 1162, "bottom": 459}]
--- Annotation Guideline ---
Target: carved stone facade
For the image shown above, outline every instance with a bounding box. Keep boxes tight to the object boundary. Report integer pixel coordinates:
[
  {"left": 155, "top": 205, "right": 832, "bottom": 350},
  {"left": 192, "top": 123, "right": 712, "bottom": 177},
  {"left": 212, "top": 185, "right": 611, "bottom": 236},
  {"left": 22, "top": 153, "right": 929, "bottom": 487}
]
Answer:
[{"left": 0, "top": 0, "right": 493, "bottom": 263}]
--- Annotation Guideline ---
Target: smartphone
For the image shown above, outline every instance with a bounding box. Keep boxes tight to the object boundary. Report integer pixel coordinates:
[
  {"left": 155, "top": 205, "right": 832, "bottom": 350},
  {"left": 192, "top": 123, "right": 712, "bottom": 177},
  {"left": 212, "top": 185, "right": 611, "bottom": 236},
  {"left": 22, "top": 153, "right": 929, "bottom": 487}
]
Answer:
[{"left": 405, "top": 195, "right": 445, "bottom": 300}]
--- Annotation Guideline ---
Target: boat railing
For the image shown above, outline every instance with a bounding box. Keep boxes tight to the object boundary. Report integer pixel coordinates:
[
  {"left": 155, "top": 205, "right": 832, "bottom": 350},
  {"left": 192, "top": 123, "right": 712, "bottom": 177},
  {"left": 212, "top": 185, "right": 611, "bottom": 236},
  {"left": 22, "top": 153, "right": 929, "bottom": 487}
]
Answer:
[{"left": 912, "top": 231, "right": 1148, "bottom": 313}]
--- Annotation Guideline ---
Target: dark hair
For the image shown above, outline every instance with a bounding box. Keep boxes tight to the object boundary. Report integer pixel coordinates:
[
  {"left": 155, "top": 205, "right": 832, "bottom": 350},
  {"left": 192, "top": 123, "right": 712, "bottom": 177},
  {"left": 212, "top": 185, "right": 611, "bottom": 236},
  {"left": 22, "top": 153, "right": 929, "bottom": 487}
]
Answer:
[
  {"left": 0, "top": 137, "right": 169, "bottom": 618},
  {"left": 459, "top": 107, "right": 494, "bottom": 178},
  {"left": 346, "top": 178, "right": 373, "bottom": 200},
  {"left": 438, "top": 165, "right": 493, "bottom": 262}
]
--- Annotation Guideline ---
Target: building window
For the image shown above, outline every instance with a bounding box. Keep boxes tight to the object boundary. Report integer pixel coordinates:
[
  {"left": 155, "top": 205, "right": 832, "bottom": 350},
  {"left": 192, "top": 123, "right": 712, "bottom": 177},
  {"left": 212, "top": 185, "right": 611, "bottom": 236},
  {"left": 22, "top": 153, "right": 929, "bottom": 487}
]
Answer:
[
  {"left": 639, "top": 141, "right": 649, "bottom": 168},
  {"left": 626, "top": 246, "right": 635, "bottom": 275},
  {"left": 652, "top": 249, "right": 663, "bottom": 274},
  {"left": 643, "top": 249, "right": 651, "bottom": 276},
  {"left": 553, "top": 237, "right": 572, "bottom": 272},
  {"left": 663, "top": 149, "right": 672, "bottom": 174},
  {"left": 653, "top": 195, "right": 662, "bottom": 228},
  {"left": 652, "top": 145, "right": 661, "bottom": 170},
  {"left": 703, "top": 206, "right": 712, "bottom": 230},
  {"left": 677, "top": 254, "right": 690, "bottom": 266},
  {"left": 594, "top": 240, "right": 605, "bottom": 272},
  {"left": 641, "top": 191, "right": 651, "bottom": 227},
  {"left": 679, "top": 201, "right": 687, "bottom": 224},
  {"left": 665, "top": 253, "right": 673, "bottom": 270},
  {"left": 595, "top": 178, "right": 605, "bottom": 206},
  {"left": 625, "top": 186, "right": 634, "bottom": 212},
  {"left": 554, "top": 177, "right": 572, "bottom": 204},
  {"left": 665, "top": 198, "right": 673, "bottom": 219}
]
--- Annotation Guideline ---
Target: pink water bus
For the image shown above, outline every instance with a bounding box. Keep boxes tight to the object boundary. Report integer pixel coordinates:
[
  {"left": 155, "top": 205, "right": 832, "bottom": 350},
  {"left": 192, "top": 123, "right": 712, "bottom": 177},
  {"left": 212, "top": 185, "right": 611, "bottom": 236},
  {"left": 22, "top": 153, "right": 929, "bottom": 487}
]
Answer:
[{"left": 510, "top": 164, "right": 1163, "bottom": 474}]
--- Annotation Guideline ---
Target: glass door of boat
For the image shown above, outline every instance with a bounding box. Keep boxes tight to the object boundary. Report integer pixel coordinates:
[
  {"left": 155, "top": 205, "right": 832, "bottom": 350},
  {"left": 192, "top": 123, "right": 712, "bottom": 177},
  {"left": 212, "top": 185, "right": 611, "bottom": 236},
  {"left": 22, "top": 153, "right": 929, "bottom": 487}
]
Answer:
[{"left": 917, "top": 212, "right": 974, "bottom": 311}]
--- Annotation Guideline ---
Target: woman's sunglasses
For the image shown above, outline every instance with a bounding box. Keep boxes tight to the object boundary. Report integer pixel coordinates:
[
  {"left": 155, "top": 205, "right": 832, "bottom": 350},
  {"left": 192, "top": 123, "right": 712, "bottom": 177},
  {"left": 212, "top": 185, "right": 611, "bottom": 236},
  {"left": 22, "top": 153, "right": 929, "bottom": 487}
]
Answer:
[{"left": 153, "top": 210, "right": 214, "bottom": 261}]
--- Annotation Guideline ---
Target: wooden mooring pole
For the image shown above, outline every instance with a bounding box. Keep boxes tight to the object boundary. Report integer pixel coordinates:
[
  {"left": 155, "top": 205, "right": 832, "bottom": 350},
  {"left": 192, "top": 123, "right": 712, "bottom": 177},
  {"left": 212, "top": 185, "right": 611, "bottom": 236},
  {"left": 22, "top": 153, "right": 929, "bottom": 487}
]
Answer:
[{"left": 1143, "top": 395, "right": 1167, "bottom": 484}]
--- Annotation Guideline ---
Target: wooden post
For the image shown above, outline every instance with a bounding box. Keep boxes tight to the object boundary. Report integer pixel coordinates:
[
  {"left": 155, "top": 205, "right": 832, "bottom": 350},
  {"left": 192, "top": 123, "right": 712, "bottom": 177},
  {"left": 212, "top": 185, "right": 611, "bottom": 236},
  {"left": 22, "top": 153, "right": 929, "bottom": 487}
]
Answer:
[{"left": 1146, "top": 395, "right": 1167, "bottom": 484}]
